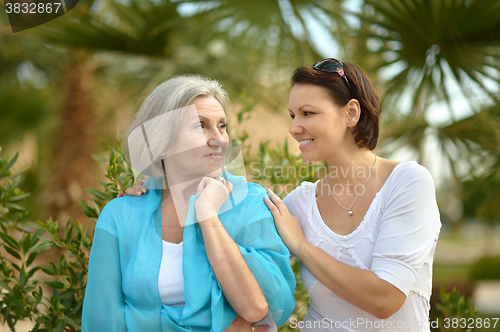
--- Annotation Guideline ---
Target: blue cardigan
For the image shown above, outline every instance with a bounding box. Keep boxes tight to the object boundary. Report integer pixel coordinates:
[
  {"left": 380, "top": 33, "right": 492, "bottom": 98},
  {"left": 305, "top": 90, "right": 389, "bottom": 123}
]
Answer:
[{"left": 82, "top": 174, "right": 296, "bottom": 331}]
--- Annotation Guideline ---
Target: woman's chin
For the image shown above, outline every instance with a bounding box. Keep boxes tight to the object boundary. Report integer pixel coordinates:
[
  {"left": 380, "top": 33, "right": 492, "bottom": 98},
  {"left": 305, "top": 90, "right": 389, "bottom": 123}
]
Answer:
[
  {"left": 207, "top": 169, "right": 223, "bottom": 178},
  {"left": 301, "top": 154, "right": 318, "bottom": 164}
]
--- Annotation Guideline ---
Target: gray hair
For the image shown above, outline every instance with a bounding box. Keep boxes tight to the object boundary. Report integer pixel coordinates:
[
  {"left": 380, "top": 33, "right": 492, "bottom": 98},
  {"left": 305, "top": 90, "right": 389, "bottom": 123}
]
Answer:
[{"left": 124, "top": 75, "right": 229, "bottom": 178}]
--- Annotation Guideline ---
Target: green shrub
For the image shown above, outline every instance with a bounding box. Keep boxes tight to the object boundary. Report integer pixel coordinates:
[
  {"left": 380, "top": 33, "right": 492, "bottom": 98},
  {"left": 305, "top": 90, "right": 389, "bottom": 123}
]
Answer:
[
  {"left": 433, "top": 287, "right": 478, "bottom": 332},
  {"left": 0, "top": 147, "right": 132, "bottom": 331},
  {"left": 469, "top": 255, "right": 500, "bottom": 281}
]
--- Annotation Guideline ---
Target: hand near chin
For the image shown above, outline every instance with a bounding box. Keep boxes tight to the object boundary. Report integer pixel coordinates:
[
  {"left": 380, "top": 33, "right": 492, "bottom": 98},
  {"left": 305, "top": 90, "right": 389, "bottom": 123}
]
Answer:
[
  {"left": 195, "top": 176, "right": 233, "bottom": 222},
  {"left": 117, "top": 179, "right": 147, "bottom": 197},
  {"left": 264, "top": 189, "right": 307, "bottom": 257},
  {"left": 224, "top": 316, "right": 270, "bottom": 332}
]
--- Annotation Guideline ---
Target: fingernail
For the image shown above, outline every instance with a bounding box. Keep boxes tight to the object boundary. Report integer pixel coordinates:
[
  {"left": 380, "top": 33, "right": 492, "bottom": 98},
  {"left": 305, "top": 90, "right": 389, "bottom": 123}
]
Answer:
[
  {"left": 267, "top": 188, "right": 274, "bottom": 194},
  {"left": 142, "top": 189, "right": 146, "bottom": 193},
  {"left": 137, "top": 191, "right": 142, "bottom": 195}
]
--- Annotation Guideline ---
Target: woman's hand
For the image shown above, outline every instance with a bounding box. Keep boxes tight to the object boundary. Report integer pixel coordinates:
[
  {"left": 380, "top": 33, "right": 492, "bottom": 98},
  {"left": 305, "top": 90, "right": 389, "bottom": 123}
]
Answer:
[
  {"left": 224, "top": 316, "right": 270, "bottom": 332},
  {"left": 264, "top": 189, "right": 308, "bottom": 257},
  {"left": 117, "top": 179, "right": 147, "bottom": 197},
  {"left": 195, "top": 176, "right": 233, "bottom": 222}
]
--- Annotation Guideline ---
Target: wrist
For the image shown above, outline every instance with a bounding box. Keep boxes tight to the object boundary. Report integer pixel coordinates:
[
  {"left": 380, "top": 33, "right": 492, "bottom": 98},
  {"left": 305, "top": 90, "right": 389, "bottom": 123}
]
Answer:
[
  {"left": 195, "top": 205, "right": 219, "bottom": 224},
  {"left": 198, "top": 215, "right": 221, "bottom": 229},
  {"left": 294, "top": 240, "right": 311, "bottom": 261}
]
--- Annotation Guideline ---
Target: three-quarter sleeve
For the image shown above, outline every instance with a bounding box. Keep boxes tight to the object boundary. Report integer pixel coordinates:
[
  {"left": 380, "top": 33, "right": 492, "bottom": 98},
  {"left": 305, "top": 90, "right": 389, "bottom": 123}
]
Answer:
[
  {"left": 371, "top": 164, "right": 441, "bottom": 296},
  {"left": 82, "top": 204, "right": 127, "bottom": 332}
]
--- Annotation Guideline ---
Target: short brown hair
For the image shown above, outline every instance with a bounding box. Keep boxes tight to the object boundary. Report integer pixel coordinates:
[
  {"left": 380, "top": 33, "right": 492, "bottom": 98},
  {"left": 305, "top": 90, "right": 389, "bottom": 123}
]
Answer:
[{"left": 291, "top": 62, "right": 381, "bottom": 150}]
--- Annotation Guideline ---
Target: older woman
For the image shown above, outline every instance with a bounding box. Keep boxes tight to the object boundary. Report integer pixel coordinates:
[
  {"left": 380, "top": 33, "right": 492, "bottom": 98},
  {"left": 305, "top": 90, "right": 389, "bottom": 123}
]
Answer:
[{"left": 82, "top": 75, "right": 295, "bottom": 332}]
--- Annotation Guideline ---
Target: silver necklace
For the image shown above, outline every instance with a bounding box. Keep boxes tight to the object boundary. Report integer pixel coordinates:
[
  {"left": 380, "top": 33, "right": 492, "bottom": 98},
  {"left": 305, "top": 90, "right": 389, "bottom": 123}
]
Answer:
[{"left": 327, "top": 154, "right": 377, "bottom": 217}]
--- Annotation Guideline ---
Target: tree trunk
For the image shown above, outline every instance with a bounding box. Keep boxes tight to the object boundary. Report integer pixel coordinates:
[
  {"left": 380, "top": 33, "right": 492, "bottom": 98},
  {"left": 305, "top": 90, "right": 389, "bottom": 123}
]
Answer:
[{"left": 42, "top": 48, "right": 96, "bottom": 225}]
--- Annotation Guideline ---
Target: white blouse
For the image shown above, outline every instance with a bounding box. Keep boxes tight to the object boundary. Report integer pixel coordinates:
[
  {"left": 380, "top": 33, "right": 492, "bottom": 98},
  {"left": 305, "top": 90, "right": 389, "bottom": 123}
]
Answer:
[
  {"left": 283, "top": 161, "right": 442, "bottom": 332},
  {"left": 158, "top": 241, "right": 185, "bottom": 306}
]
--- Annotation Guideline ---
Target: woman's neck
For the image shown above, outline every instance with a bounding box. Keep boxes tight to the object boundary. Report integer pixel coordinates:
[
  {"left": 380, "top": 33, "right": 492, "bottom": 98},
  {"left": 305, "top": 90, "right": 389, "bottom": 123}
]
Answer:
[
  {"left": 325, "top": 149, "right": 377, "bottom": 185},
  {"left": 161, "top": 176, "right": 200, "bottom": 226}
]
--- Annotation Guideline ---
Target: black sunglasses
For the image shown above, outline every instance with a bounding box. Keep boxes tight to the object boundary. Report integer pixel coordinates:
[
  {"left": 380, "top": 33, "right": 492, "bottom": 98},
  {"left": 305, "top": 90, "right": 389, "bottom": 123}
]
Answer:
[{"left": 311, "top": 58, "right": 353, "bottom": 93}]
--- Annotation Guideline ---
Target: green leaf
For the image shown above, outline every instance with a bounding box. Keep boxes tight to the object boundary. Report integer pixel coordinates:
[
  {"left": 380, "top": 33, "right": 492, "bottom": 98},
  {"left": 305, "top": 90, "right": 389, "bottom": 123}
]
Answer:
[
  {"left": 28, "top": 266, "right": 41, "bottom": 278},
  {"left": 8, "top": 192, "right": 31, "bottom": 202},
  {"left": 19, "top": 268, "right": 26, "bottom": 288},
  {"left": 41, "top": 263, "right": 58, "bottom": 276},
  {"left": 26, "top": 252, "right": 37, "bottom": 266},
  {"left": 78, "top": 201, "right": 99, "bottom": 219},
  {"left": 4, "top": 246, "right": 21, "bottom": 260},
  {"left": 29, "top": 228, "right": 45, "bottom": 248},
  {"left": 6, "top": 202, "right": 26, "bottom": 211},
  {"left": 63, "top": 315, "right": 80, "bottom": 329},
  {"left": 44, "top": 281, "right": 65, "bottom": 289},
  {"left": 33, "top": 241, "right": 53, "bottom": 252},
  {"left": 4, "top": 152, "right": 19, "bottom": 171},
  {"left": 0, "top": 279, "right": 13, "bottom": 292},
  {"left": 20, "top": 233, "right": 31, "bottom": 254},
  {"left": 84, "top": 188, "right": 109, "bottom": 201},
  {"left": 54, "top": 320, "right": 64, "bottom": 332},
  {"left": 0, "top": 232, "right": 20, "bottom": 250}
]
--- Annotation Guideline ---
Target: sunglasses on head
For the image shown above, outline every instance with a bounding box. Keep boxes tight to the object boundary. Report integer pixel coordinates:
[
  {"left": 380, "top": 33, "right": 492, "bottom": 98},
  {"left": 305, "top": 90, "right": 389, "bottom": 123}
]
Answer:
[{"left": 311, "top": 58, "right": 353, "bottom": 93}]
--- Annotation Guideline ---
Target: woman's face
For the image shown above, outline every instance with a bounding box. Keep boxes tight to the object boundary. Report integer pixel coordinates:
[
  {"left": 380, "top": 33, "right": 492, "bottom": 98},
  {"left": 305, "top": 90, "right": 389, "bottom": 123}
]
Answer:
[
  {"left": 288, "top": 83, "right": 350, "bottom": 163},
  {"left": 164, "top": 96, "right": 229, "bottom": 183}
]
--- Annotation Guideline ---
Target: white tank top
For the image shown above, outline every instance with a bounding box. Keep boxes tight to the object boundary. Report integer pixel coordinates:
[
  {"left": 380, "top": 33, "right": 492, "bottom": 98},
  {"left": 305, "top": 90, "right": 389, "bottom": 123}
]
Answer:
[{"left": 158, "top": 241, "right": 185, "bottom": 306}]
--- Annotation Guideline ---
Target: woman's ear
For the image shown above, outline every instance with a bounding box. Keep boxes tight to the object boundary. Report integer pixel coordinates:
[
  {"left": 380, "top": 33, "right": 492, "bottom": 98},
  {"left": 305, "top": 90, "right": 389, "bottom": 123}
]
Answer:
[{"left": 346, "top": 99, "right": 361, "bottom": 127}]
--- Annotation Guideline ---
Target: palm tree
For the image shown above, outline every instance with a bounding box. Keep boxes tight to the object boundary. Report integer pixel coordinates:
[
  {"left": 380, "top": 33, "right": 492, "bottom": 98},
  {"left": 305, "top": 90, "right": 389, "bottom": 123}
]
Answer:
[
  {"left": 352, "top": 0, "right": 500, "bottom": 228},
  {"left": 353, "top": 0, "right": 500, "bottom": 223}
]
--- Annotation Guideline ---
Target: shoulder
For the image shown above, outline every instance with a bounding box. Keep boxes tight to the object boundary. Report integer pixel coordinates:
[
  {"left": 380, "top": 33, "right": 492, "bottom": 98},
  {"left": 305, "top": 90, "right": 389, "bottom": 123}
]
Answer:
[
  {"left": 380, "top": 161, "right": 439, "bottom": 213},
  {"left": 96, "top": 192, "right": 159, "bottom": 235},
  {"left": 283, "top": 180, "right": 315, "bottom": 203},
  {"left": 283, "top": 180, "right": 317, "bottom": 216},
  {"left": 385, "top": 161, "right": 436, "bottom": 192},
  {"left": 246, "top": 181, "right": 268, "bottom": 198},
  {"left": 100, "top": 195, "right": 148, "bottom": 218}
]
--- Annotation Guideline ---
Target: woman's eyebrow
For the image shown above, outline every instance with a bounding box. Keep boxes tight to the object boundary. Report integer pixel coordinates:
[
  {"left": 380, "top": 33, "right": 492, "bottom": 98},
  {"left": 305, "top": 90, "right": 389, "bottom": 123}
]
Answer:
[
  {"left": 196, "top": 115, "right": 227, "bottom": 122},
  {"left": 289, "top": 105, "right": 314, "bottom": 113}
]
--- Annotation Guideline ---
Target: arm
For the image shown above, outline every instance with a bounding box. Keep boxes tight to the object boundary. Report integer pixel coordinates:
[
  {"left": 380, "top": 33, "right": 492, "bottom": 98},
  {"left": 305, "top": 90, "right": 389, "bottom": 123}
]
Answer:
[
  {"left": 265, "top": 191, "right": 403, "bottom": 319},
  {"left": 196, "top": 177, "right": 268, "bottom": 323},
  {"left": 82, "top": 225, "right": 127, "bottom": 331},
  {"left": 296, "top": 241, "right": 404, "bottom": 319},
  {"left": 199, "top": 215, "right": 269, "bottom": 322}
]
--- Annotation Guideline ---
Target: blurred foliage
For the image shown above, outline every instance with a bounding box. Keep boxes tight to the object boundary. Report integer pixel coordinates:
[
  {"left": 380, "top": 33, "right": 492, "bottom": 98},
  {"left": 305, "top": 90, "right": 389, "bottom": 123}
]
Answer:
[
  {"left": 469, "top": 256, "right": 500, "bottom": 281},
  {"left": 434, "top": 288, "right": 478, "bottom": 332},
  {"left": 353, "top": 0, "right": 500, "bottom": 228},
  {"left": 0, "top": 146, "right": 132, "bottom": 331}
]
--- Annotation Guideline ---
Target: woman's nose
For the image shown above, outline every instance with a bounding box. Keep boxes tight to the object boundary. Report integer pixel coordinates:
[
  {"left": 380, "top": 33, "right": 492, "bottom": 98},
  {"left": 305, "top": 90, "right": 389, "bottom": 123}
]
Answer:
[
  {"left": 289, "top": 118, "right": 304, "bottom": 136},
  {"left": 205, "top": 126, "right": 225, "bottom": 146}
]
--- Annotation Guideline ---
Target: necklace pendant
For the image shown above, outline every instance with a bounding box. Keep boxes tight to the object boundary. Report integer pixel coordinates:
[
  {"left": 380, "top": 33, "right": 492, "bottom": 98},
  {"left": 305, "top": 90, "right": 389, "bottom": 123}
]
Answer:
[{"left": 348, "top": 210, "right": 353, "bottom": 216}]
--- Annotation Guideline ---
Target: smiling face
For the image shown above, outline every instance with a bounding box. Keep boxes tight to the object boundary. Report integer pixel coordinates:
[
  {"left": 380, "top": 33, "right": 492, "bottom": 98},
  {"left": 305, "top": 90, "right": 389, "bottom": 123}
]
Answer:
[
  {"left": 288, "top": 83, "right": 352, "bottom": 163},
  {"left": 164, "top": 96, "right": 229, "bottom": 183}
]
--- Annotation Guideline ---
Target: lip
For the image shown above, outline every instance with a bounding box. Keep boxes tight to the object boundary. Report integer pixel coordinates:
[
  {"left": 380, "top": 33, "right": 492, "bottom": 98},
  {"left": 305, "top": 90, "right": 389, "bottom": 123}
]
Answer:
[
  {"left": 203, "top": 152, "right": 223, "bottom": 161},
  {"left": 297, "top": 139, "right": 314, "bottom": 149}
]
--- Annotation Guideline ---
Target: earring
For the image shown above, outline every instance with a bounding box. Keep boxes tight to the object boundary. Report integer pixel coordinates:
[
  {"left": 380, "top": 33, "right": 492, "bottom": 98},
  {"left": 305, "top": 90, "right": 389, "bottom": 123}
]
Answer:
[{"left": 349, "top": 126, "right": 354, "bottom": 133}]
